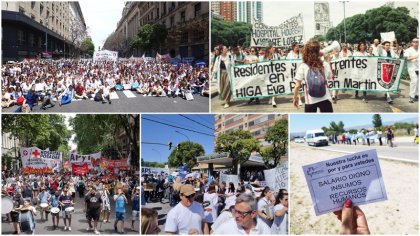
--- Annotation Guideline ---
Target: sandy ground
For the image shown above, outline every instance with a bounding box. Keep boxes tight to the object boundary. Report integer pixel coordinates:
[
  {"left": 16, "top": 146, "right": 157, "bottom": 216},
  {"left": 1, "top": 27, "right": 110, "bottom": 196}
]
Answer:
[{"left": 290, "top": 143, "right": 419, "bottom": 235}]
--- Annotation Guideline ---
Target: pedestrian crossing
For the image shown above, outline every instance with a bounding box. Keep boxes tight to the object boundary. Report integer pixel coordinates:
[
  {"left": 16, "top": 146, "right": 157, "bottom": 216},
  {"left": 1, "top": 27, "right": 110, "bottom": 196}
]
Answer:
[{"left": 73, "top": 90, "right": 159, "bottom": 101}]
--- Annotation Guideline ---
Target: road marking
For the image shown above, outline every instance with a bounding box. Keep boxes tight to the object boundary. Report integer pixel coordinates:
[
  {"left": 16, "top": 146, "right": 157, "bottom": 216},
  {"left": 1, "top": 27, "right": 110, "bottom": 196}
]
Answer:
[
  {"left": 123, "top": 90, "right": 136, "bottom": 98},
  {"left": 110, "top": 92, "right": 119, "bottom": 100},
  {"left": 390, "top": 104, "right": 403, "bottom": 113}
]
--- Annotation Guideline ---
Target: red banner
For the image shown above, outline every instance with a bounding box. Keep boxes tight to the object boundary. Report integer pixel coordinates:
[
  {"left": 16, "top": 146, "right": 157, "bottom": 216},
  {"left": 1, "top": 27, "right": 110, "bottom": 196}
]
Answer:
[
  {"left": 72, "top": 163, "right": 89, "bottom": 176},
  {"left": 101, "top": 158, "right": 129, "bottom": 171}
]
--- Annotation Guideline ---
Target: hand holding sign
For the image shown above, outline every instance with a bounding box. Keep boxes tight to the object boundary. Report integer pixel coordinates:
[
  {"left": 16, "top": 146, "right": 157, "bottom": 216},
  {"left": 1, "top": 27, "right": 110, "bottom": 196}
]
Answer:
[{"left": 334, "top": 199, "right": 370, "bottom": 234}]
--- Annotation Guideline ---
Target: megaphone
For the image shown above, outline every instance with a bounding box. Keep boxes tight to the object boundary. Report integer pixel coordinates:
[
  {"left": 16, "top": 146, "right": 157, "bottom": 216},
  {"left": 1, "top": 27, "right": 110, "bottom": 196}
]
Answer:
[{"left": 321, "top": 41, "right": 341, "bottom": 55}]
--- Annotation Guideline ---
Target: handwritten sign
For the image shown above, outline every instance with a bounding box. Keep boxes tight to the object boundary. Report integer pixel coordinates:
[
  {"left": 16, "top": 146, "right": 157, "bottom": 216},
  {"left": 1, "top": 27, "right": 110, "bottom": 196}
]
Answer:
[
  {"left": 302, "top": 150, "right": 387, "bottom": 216},
  {"left": 264, "top": 161, "right": 288, "bottom": 191}
]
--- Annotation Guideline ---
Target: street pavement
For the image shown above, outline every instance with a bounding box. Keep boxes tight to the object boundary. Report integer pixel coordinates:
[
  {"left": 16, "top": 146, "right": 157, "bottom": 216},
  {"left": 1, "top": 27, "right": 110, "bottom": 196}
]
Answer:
[
  {"left": 292, "top": 136, "right": 418, "bottom": 163},
  {"left": 2, "top": 91, "right": 209, "bottom": 113},
  {"left": 211, "top": 79, "right": 418, "bottom": 113},
  {"left": 1, "top": 193, "right": 139, "bottom": 235},
  {"left": 141, "top": 197, "right": 172, "bottom": 234}
]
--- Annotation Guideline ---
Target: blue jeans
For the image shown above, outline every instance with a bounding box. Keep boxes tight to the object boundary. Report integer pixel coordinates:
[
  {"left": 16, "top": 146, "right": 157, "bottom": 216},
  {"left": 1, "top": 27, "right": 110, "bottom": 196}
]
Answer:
[
  {"left": 61, "top": 95, "right": 72, "bottom": 105},
  {"left": 115, "top": 212, "right": 125, "bottom": 221}
]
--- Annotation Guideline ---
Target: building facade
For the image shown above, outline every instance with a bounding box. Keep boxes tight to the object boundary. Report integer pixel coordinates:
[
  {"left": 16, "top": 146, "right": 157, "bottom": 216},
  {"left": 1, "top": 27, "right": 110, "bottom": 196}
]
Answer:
[
  {"left": 1, "top": 133, "right": 20, "bottom": 171},
  {"left": 104, "top": 1, "right": 209, "bottom": 60},
  {"left": 314, "top": 1, "right": 332, "bottom": 36},
  {"left": 214, "top": 114, "right": 287, "bottom": 145},
  {"left": 1, "top": 1, "right": 86, "bottom": 62},
  {"left": 236, "top": 1, "right": 263, "bottom": 23}
]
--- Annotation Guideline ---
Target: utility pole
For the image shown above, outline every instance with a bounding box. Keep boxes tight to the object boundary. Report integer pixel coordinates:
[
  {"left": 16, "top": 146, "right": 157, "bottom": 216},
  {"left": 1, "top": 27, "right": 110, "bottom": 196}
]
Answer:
[{"left": 340, "top": 1, "right": 349, "bottom": 43}]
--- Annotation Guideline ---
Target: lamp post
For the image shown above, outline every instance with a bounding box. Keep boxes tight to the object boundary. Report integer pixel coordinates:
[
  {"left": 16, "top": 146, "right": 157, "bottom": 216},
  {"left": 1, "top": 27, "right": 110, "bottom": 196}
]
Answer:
[{"left": 339, "top": 1, "right": 349, "bottom": 43}]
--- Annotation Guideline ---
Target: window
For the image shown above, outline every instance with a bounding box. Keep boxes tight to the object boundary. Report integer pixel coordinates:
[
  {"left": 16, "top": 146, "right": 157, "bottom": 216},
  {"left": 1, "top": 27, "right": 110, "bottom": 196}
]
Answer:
[
  {"left": 31, "top": 2, "right": 36, "bottom": 9},
  {"left": 180, "top": 11, "right": 185, "bottom": 22},
  {"left": 170, "top": 16, "right": 174, "bottom": 27},
  {"left": 17, "top": 30, "right": 26, "bottom": 45},
  {"left": 163, "top": 3, "right": 167, "bottom": 15},
  {"left": 29, "top": 33, "right": 35, "bottom": 47},
  {"left": 193, "top": 30, "right": 205, "bottom": 42},
  {"left": 194, "top": 3, "right": 201, "bottom": 17},
  {"left": 181, "top": 31, "right": 188, "bottom": 42},
  {"left": 156, "top": 8, "right": 159, "bottom": 18},
  {"left": 38, "top": 36, "right": 42, "bottom": 47}
]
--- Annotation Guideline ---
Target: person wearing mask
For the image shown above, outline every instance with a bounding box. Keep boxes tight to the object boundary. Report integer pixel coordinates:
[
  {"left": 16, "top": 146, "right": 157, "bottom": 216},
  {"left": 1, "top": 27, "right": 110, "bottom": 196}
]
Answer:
[
  {"left": 213, "top": 193, "right": 271, "bottom": 234},
  {"left": 164, "top": 184, "right": 209, "bottom": 234}
]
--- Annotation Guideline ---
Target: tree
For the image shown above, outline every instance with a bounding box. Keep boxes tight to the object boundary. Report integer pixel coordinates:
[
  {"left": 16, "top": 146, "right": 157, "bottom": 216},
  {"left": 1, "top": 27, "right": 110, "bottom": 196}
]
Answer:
[
  {"left": 81, "top": 38, "right": 95, "bottom": 57},
  {"left": 130, "top": 23, "right": 168, "bottom": 55},
  {"left": 211, "top": 17, "right": 252, "bottom": 48},
  {"left": 167, "top": 141, "right": 204, "bottom": 169},
  {"left": 2, "top": 115, "right": 71, "bottom": 150},
  {"left": 262, "top": 119, "right": 288, "bottom": 168},
  {"left": 215, "top": 130, "right": 260, "bottom": 174},
  {"left": 372, "top": 114, "right": 383, "bottom": 128},
  {"left": 326, "top": 6, "right": 418, "bottom": 43},
  {"left": 69, "top": 18, "right": 89, "bottom": 56}
]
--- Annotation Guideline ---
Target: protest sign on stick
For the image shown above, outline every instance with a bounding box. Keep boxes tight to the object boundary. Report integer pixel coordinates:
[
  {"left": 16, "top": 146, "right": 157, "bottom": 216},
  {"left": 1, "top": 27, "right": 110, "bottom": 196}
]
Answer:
[{"left": 264, "top": 161, "right": 288, "bottom": 192}]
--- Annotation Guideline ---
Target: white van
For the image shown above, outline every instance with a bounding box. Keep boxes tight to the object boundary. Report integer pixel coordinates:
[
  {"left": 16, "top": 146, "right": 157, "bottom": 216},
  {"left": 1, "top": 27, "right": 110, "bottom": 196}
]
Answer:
[{"left": 305, "top": 129, "right": 328, "bottom": 146}]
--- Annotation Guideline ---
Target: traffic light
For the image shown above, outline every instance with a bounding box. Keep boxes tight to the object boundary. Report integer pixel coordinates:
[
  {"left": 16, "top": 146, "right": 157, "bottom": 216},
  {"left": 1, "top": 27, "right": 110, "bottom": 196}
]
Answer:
[
  {"left": 177, "top": 144, "right": 181, "bottom": 150},
  {"left": 168, "top": 142, "right": 172, "bottom": 150}
]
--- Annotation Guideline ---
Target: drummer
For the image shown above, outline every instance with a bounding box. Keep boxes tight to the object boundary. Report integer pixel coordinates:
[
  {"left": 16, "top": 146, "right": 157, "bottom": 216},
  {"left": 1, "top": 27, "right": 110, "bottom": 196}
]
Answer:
[
  {"left": 19, "top": 198, "right": 37, "bottom": 234},
  {"left": 37, "top": 187, "right": 51, "bottom": 221},
  {"left": 58, "top": 186, "right": 74, "bottom": 231},
  {"left": 10, "top": 193, "right": 24, "bottom": 234},
  {"left": 50, "top": 190, "right": 61, "bottom": 230}
]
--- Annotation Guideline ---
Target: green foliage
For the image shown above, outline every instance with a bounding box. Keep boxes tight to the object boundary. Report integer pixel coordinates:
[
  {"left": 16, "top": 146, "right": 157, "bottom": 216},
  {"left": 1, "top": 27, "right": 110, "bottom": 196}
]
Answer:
[
  {"left": 167, "top": 141, "right": 205, "bottom": 169},
  {"left": 211, "top": 17, "right": 252, "bottom": 48},
  {"left": 82, "top": 38, "right": 95, "bottom": 57},
  {"left": 262, "top": 119, "right": 288, "bottom": 168},
  {"left": 372, "top": 114, "right": 383, "bottom": 128},
  {"left": 2, "top": 115, "right": 71, "bottom": 150},
  {"left": 130, "top": 23, "right": 168, "bottom": 55},
  {"left": 393, "top": 122, "right": 415, "bottom": 130},
  {"left": 348, "top": 129, "right": 358, "bottom": 134},
  {"left": 326, "top": 6, "right": 418, "bottom": 43},
  {"left": 314, "top": 35, "right": 326, "bottom": 42},
  {"left": 70, "top": 115, "right": 139, "bottom": 168},
  {"left": 322, "top": 121, "right": 345, "bottom": 136},
  {"left": 215, "top": 130, "right": 260, "bottom": 174},
  {"left": 143, "top": 162, "right": 165, "bottom": 168},
  {"left": 2, "top": 152, "right": 14, "bottom": 170}
]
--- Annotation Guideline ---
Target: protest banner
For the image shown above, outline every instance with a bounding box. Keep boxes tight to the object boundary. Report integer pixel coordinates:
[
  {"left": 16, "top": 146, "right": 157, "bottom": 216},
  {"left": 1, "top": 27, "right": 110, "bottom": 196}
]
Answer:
[
  {"left": 141, "top": 167, "right": 171, "bottom": 175},
  {"left": 231, "top": 57, "right": 405, "bottom": 100},
  {"left": 302, "top": 149, "right": 387, "bottom": 216},
  {"left": 102, "top": 158, "right": 130, "bottom": 171},
  {"left": 72, "top": 163, "right": 89, "bottom": 176},
  {"left": 264, "top": 161, "right": 288, "bottom": 192},
  {"left": 93, "top": 50, "right": 118, "bottom": 62},
  {"left": 68, "top": 151, "right": 101, "bottom": 164},
  {"left": 20, "top": 147, "right": 62, "bottom": 174},
  {"left": 380, "top": 31, "right": 396, "bottom": 42},
  {"left": 251, "top": 14, "right": 304, "bottom": 48},
  {"left": 220, "top": 174, "right": 240, "bottom": 189}
]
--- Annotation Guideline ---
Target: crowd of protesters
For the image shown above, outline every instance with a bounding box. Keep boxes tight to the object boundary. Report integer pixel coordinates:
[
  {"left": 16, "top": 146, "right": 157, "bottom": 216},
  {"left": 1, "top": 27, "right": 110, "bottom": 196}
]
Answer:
[{"left": 1, "top": 59, "right": 209, "bottom": 112}]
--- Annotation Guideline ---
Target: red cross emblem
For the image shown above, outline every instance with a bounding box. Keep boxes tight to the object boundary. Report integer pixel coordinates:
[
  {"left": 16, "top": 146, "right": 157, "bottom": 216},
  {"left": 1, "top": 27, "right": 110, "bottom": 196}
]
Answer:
[{"left": 32, "top": 149, "right": 40, "bottom": 158}]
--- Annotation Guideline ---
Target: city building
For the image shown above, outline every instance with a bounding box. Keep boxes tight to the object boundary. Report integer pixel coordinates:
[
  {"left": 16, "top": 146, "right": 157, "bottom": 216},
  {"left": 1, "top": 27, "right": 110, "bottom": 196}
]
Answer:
[
  {"left": 314, "top": 1, "right": 332, "bottom": 36},
  {"left": 1, "top": 133, "right": 20, "bottom": 171},
  {"left": 236, "top": 1, "right": 263, "bottom": 23},
  {"left": 103, "top": 1, "right": 209, "bottom": 60},
  {"left": 1, "top": 1, "right": 87, "bottom": 62}
]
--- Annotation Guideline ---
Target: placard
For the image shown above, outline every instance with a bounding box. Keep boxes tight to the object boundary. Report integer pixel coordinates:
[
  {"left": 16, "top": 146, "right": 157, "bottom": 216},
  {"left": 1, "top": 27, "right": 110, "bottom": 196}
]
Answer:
[{"left": 264, "top": 161, "right": 288, "bottom": 191}]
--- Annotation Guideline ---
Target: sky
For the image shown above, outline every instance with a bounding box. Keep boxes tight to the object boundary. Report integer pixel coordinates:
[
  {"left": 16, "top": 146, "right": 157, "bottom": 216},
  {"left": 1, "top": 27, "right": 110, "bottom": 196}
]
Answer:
[
  {"left": 63, "top": 114, "right": 77, "bottom": 150},
  {"left": 141, "top": 115, "right": 215, "bottom": 164},
  {"left": 79, "top": 0, "right": 125, "bottom": 50},
  {"left": 262, "top": 0, "right": 399, "bottom": 39},
  {"left": 290, "top": 114, "right": 419, "bottom": 133}
]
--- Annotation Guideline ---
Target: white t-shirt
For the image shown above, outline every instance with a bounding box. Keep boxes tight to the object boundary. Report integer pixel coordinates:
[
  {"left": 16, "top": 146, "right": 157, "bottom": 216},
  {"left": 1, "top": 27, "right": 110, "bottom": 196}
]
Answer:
[
  {"left": 404, "top": 47, "right": 419, "bottom": 71},
  {"left": 295, "top": 62, "right": 333, "bottom": 105},
  {"left": 353, "top": 51, "right": 368, "bottom": 57},
  {"left": 271, "top": 204, "right": 288, "bottom": 234},
  {"left": 213, "top": 218, "right": 272, "bottom": 235},
  {"left": 211, "top": 210, "right": 234, "bottom": 232},
  {"left": 257, "top": 197, "right": 272, "bottom": 227},
  {"left": 164, "top": 201, "right": 204, "bottom": 234},
  {"left": 203, "top": 192, "right": 218, "bottom": 223},
  {"left": 286, "top": 51, "right": 300, "bottom": 59}
]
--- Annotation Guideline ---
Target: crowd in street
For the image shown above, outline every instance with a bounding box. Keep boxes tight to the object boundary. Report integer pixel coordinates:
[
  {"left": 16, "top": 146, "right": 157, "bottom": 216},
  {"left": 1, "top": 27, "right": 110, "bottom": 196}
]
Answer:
[
  {"left": 1, "top": 59, "right": 209, "bottom": 112},
  {"left": 1, "top": 170, "right": 140, "bottom": 235},
  {"left": 210, "top": 37, "right": 418, "bottom": 112},
  {"left": 141, "top": 172, "right": 289, "bottom": 235}
]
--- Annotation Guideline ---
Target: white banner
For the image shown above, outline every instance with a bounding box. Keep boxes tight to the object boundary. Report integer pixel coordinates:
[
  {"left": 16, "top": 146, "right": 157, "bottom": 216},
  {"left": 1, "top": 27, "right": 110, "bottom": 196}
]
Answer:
[
  {"left": 93, "top": 50, "right": 118, "bottom": 62},
  {"left": 380, "top": 31, "right": 396, "bottom": 42},
  {"left": 20, "top": 147, "right": 62, "bottom": 174},
  {"left": 220, "top": 174, "right": 240, "bottom": 189},
  {"left": 264, "top": 162, "right": 288, "bottom": 192},
  {"left": 251, "top": 14, "right": 304, "bottom": 48},
  {"left": 141, "top": 167, "right": 170, "bottom": 175},
  {"left": 231, "top": 57, "right": 405, "bottom": 100},
  {"left": 68, "top": 151, "right": 101, "bottom": 164}
]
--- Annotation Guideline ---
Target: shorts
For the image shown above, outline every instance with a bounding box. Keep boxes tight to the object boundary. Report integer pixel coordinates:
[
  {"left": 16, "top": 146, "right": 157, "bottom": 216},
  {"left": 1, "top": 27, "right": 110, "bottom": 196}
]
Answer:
[
  {"left": 132, "top": 210, "right": 139, "bottom": 221},
  {"left": 11, "top": 211, "right": 19, "bottom": 223},
  {"left": 87, "top": 210, "right": 101, "bottom": 221},
  {"left": 116, "top": 212, "right": 125, "bottom": 221},
  {"left": 62, "top": 209, "right": 72, "bottom": 219}
]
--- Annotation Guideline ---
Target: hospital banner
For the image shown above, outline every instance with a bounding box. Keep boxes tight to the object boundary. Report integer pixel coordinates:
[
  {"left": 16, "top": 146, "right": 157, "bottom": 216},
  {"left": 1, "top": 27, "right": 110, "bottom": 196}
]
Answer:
[
  {"left": 251, "top": 14, "right": 304, "bottom": 48},
  {"left": 93, "top": 50, "right": 118, "bottom": 62},
  {"left": 20, "top": 147, "right": 62, "bottom": 174},
  {"left": 231, "top": 57, "right": 405, "bottom": 100},
  {"left": 68, "top": 151, "right": 101, "bottom": 164}
]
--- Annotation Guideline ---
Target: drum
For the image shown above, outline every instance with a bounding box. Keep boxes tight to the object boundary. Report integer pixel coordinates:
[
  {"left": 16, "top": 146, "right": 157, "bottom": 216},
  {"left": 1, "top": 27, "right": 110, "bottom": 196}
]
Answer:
[
  {"left": 40, "top": 203, "right": 48, "bottom": 209},
  {"left": 2, "top": 196, "right": 14, "bottom": 214},
  {"left": 65, "top": 207, "right": 75, "bottom": 214},
  {"left": 50, "top": 207, "right": 60, "bottom": 214},
  {"left": 19, "top": 210, "right": 34, "bottom": 232}
]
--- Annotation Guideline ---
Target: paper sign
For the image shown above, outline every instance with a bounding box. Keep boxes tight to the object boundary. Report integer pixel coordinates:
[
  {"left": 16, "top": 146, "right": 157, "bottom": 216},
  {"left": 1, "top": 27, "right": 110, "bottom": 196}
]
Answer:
[
  {"left": 302, "top": 149, "right": 387, "bottom": 216},
  {"left": 380, "top": 31, "right": 396, "bottom": 42},
  {"left": 264, "top": 161, "right": 288, "bottom": 191}
]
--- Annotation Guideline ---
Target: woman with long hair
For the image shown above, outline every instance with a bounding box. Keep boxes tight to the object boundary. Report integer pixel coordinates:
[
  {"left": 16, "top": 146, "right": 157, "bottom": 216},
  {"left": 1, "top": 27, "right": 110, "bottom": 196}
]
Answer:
[
  {"left": 261, "top": 45, "right": 279, "bottom": 107},
  {"left": 213, "top": 45, "right": 235, "bottom": 108},
  {"left": 354, "top": 42, "right": 369, "bottom": 102},
  {"left": 141, "top": 208, "right": 160, "bottom": 234},
  {"left": 293, "top": 39, "right": 334, "bottom": 112},
  {"left": 257, "top": 186, "right": 274, "bottom": 227},
  {"left": 271, "top": 190, "right": 289, "bottom": 234}
]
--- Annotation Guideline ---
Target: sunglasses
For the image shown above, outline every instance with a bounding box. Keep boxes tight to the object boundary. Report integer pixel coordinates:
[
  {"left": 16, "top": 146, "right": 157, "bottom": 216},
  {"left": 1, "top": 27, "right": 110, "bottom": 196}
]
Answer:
[
  {"left": 182, "top": 193, "right": 195, "bottom": 199},
  {"left": 232, "top": 208, "right": 253, "bottom": 218}
]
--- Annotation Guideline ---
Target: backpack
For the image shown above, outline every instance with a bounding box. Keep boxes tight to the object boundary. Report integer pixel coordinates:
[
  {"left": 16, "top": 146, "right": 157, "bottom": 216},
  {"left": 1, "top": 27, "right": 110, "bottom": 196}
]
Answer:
[{"left": 306, "top": 67, "right": 326, "bottom": 98}]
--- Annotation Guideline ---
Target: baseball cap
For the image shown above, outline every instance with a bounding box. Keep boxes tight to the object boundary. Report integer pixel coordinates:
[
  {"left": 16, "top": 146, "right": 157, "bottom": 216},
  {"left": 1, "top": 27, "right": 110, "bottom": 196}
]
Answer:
[{"left": 180, "top": 184, "right": 195, "bottom": 196}]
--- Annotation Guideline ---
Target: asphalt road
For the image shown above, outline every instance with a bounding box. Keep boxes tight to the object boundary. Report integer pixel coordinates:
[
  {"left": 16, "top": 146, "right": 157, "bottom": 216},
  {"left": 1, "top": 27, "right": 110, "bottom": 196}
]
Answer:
[
  {"left": 211, "top": 79, "right": 418, "bottom": 113},
  {"left": 2, "top": 91, "right": 209, "bottom": 113},
  {"left": 1, "top": 193, "right": 139, "bottom": 235},
  {"left": 291, "top": 136, "right": 418, "bottom": 163}
]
